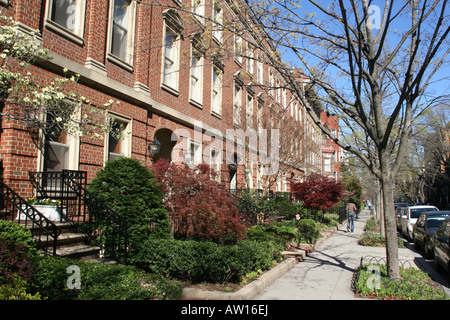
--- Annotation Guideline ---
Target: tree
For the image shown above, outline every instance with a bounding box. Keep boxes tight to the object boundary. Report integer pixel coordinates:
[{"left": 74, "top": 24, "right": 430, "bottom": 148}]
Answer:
[
  {"left": 88, "top": 157, "right": 171, "bottom": 242},
  {"left": 292, "top": 173, "right": 344, "bottom": 211},
  {"left": 151, "top": 159, "right": 249, "bottom": 244},
  {"left": 0, "top": 13, "right": 116, "bottom": 141},
  {"left": 242, "top": 0, "right": 450, "bottom": 279}
]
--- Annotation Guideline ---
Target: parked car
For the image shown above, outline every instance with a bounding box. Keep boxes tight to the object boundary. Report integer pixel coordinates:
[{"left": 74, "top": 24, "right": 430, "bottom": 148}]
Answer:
[
  {"left": 413, "top": 211, "right": 450, "bottom": 258},
  {"left": 396, "top": 207, "right": 406, "bottom": 230},
  {"left": 432, "top": 217, "right": 450, "bottom": 273},
  {"left": 400, "top": 205, "right": 439, "bottom": 242},
  {"left": 395, "top": 202, "right": 409, "bottom": 210}
]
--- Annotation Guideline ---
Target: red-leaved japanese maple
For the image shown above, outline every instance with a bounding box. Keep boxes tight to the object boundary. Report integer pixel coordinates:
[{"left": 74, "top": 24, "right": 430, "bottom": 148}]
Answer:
[
  {"left": 151, "top": 159, "right": 249, "bottom": 244},
  {"left": 292, "top": 173, "right": 344, "bottom": 211}
]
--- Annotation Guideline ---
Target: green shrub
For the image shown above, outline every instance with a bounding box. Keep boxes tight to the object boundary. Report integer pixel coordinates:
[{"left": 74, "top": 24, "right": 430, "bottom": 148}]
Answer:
[
  {"left": 29, "top": 256, "right": 182, "bottom": 300},
  {"left": 296, "top": 219, "right": 322, "bottom": 244},
  {"left": 356, "top": 264, "right": 448, "bottom": 300},
  {"left": 88, "top": 157, "right": 170, "bottom": 246},
  {"left": 131, "top": 238, "right": 281, "bottom": 284},
  {"left": 359, "top": 232, "right": 404, "bottom": 248},
  {"left": 322, "top": 213, "right": 339, "bottom": 227},
  {"left": 78, "top": 262, "right": 182, "bottom": 300},
  {"left": 0, "top": 276, "right": 41, "bottom": 300},
  {"left": 246, "top": 222, "right": 296, "bottom": 249},
  {"left": 364, "top": 217, "right": 380, "bottom": 232},
  {"left": 29, "top": 256, "right": 75, "bottom": 300},
  {"left": 0, "top": 220, "right": 39, "bottom": 258}
]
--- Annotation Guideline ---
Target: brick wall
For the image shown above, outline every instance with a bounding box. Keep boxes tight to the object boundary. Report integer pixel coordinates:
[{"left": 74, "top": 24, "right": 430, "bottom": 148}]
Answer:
[{"left": 0, "top": 0, "right": 316, "bottom": 199}]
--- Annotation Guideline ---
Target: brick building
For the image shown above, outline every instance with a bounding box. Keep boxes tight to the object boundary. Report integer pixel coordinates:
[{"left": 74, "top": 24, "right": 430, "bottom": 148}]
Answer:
[
  {"left": 321, "top": 111, "right": 341, "bottom": 181},
  {"left": 0, "top": 0, "right": 325, "bottom": 199}
]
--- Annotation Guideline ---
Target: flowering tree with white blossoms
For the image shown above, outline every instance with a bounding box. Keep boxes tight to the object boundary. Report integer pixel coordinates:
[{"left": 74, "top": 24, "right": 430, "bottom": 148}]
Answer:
[{"left": 0, "top": 13, "right": 118, "bottom": 141}]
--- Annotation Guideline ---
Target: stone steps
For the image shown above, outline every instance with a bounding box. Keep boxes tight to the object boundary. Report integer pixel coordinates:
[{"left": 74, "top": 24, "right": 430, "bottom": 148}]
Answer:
[{"left": 27, "top": 221, "right": 101, "bottom": 261}]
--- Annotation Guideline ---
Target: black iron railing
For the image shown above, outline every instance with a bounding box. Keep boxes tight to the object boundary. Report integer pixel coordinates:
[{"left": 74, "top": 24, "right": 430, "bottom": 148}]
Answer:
[
  {"left": 0, "top": 180, "right": 62, "bottom": 256},
  {"left": 29, "top": 170, "right": 131, "bottom": 263}
]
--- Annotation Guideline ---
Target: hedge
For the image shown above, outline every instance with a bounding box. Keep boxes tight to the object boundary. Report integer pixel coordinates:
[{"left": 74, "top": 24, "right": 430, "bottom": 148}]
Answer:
[{"left": 130, "top": 239, "right": 282, "bottom": 284}]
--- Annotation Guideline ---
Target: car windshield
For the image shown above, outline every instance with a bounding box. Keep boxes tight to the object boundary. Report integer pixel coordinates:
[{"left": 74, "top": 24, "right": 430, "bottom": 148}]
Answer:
[
  {"left": 410, "top": 208, "right": 437, "bottom": 219},
  {"left": 426, "top": 215, "right": 449, "bottom": 228}
]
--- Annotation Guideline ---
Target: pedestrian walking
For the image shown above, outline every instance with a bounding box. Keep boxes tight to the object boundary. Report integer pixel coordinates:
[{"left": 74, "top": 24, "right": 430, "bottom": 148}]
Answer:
[{"left": 346, "top": 198, "right": 358, "bottom": 232}]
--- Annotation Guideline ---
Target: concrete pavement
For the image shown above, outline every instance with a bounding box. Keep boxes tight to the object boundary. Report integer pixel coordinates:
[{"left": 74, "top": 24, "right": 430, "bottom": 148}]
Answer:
[{"left": 253, "top": 210, "right": 420, "bottom": 300}]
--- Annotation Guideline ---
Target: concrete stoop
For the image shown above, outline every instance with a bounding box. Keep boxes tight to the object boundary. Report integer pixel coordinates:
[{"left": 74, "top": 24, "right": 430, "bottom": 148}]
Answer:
[{"left": 181, "top": 225, "right": 342, "bottom": 300}]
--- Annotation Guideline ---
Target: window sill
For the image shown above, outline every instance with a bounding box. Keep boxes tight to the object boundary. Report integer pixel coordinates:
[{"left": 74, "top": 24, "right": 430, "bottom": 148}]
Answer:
[
  {"left": 189, "top": 98, "right": 203, "bottom": 109},
  {"left": 211, "top": 110, "right": 222, "bottom": 119},
  {"left": 107, "top": 53, "right": 134, "bottom": 72},
  {"left": 161, "top": 82, "right": 179, "bottom": 97},
  {"left": 44, "top": 19, "right": 84, "bottom": 46}
]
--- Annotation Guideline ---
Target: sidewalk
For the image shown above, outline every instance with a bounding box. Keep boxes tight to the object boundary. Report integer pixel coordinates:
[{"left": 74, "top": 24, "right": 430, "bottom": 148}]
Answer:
[{"left": 253, "top": 209, "right": 419, "bottom": 300}]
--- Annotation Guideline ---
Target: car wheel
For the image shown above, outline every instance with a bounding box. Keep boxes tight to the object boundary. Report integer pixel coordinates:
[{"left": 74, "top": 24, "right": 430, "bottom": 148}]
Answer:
[
  {"left": 434, "top": 254, "right": 443, "bottom": 272},
  {"left": 414, "top": 237, "right": 420, "bottom": 250},
  {"left": 424, "top": 241, "right": 433, "bottom": 259}
]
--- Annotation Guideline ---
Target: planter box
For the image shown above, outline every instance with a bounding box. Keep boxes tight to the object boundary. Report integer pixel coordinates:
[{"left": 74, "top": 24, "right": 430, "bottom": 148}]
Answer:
[{"left": 17, "top": 205, "right": 62, "bottom": 222}]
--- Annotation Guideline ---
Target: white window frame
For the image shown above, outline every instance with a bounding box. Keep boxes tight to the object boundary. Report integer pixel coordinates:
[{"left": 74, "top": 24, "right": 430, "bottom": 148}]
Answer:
[
  {"left": 104, "top": 113, "right": 132, "bottom": 163},
  {"left": 269, "top": 69, "right": 274, "bottom": 98},
  {"left": 161, "top": 10, "right": 183, "bottom": 94},
  {"left": 192, "top": 0, "right": 205, "bottom": 24},
  {"left": 212, "top": 2, "right": 223, "bottom": 43},
  {"left": 211, "top": 65, "right": 223, "bottom": 117},
  {"left": 106, "top": 0, "right": 136, "bottom": 70},
  {"left": 210, "top": 148, "right": 221, "bottom": 181},
  {"left": 44, "top": 0, "right": 87, "bottom": 45},
  {"left": 190, "top": 48, "right": 203, "bottom": 107},
  {"left": 257, "top": 54, "right": 263, "bottom": 84},
  {"left": 246, "top": 43, "right": 254, "bottom": 75},
  {"left": 38, "top": 104, "right": 81, "bottom": 173},
  {"left": 246, "top": 93, "right": 254, "bottom": 130},
  {"left": 233, "top": 82, "right": 242, "bottom": 126},
  {"left": 234, "top": 34, "right": 243, "bottom": 65},
  {"left": 184, "top": 139, "right": 202, "bottom": 169},
  {"left": 324, "top": 156, "right": 331, "bottom": 172}
]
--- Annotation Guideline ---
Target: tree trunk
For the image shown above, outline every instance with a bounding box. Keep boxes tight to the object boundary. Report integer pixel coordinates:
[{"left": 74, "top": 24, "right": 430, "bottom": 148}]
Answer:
[{"left": 380, "top": 155, "right": 400, "bottom": 279}]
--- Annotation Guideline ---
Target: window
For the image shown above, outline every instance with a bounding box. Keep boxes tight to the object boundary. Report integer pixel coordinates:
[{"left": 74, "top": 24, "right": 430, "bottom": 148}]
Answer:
[
  {"left": 105, "top": 114, "right": 132, "bottom": 162},
  {"left": 44, "top": 122, "right": 70, "bottom": 172},
  {"left": 184, "top": 140, "right": 201, "bottom": 169},
  {"left": 45, "top": 0, "right": 86, "bottom": 44},
  {"left": 42, "top": 106, "right": 80, "bottom": 173},
  {"left": 269, "top": 69, "right": 274, "bottom": 97},
  {"left": 234, "top": 35, "right": 243, "bottom": 65},
  {"left": 190, "top": 49, "right": 203, "bottom": 106},
  {"left": 246, "top": 43, "right": 254, "bottom": 75},
  {"left": 162, "top": 10, "right": 183, "bottom": 92},
  {"left": 210, "top": 149, "right": 221, "bottom": 181},
  {"left": 234, "top": 83, "right": 242, "bottom": 126},
  {"left": 212, "top": 3, "right": 223, "bottom": 43},
  {"left": 257, "top": 100, "right": 263, "bottom": 131},
  {"left": 108, "top": 0, "right": 136, "bottom": 68},
  {"left": 257, "top": 54, "right": 263, "bottom": 84},
  {"left": 192, "top": 0, "right": 205, "bottom": 24},
  {"left": 211, "top": 65, "right": 222, "bottom": 116},
  {"left": 246, "top": 93, "right": 254, "bottom": 129},
  {"left": 276, "top": 79, "right": 281, "bottom": 105},
  {"left": 324, "top": 157, "right": 331, "bottom": 172}
]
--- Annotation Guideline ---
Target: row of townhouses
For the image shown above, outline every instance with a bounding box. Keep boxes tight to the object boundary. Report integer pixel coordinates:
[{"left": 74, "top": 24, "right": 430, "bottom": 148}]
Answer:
[{"left": 0, "top": 0, "right": 341, "bottom": 199}]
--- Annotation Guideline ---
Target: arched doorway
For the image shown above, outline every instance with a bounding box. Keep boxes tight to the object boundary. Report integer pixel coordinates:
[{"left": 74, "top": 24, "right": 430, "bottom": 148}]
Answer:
[{"left": 152, "top": 128, "right": 177, "bottom": 163}]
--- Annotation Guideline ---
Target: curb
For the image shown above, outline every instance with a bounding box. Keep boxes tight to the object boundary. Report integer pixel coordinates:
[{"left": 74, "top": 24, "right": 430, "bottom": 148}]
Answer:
[{"left": 181, "top": 225, "right": 342, "bottom": 300}]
